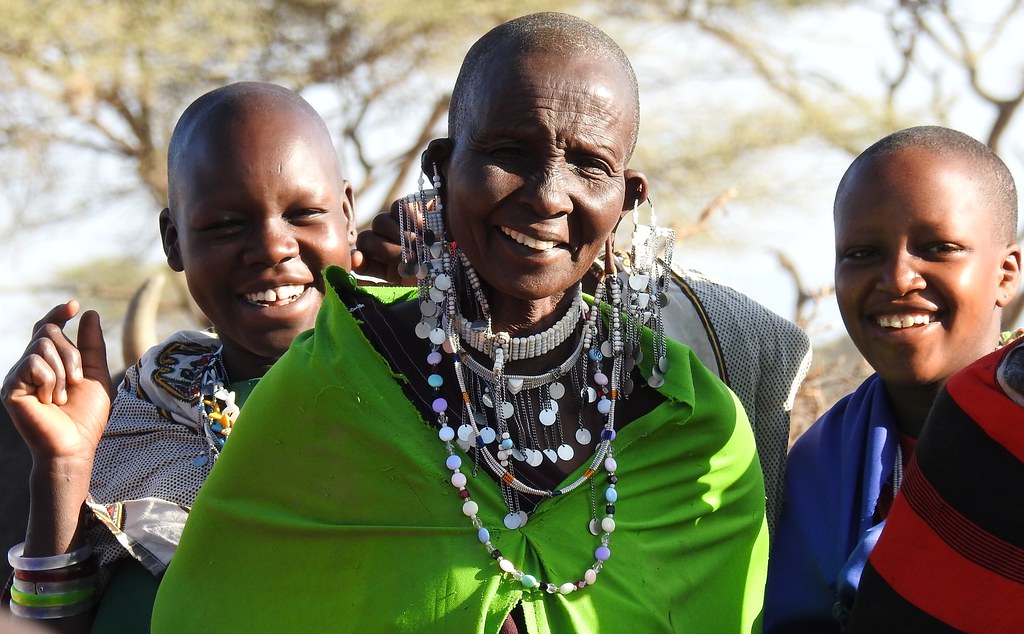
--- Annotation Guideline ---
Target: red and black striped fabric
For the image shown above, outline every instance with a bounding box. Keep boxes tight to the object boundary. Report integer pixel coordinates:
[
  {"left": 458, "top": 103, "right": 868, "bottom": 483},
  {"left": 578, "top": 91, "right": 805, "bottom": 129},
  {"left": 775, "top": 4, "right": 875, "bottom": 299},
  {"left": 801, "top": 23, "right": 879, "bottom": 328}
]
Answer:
[{"left": 848, "top": 339, "right": 1024, "bottom": 632}]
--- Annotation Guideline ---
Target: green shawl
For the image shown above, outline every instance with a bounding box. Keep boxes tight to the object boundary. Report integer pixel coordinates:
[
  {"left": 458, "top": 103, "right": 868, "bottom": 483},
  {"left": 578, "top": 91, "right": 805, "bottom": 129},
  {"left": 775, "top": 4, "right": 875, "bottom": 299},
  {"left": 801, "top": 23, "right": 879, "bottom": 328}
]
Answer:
[{"left": 153, "top": 267, "right": 767, "bottom": 633}]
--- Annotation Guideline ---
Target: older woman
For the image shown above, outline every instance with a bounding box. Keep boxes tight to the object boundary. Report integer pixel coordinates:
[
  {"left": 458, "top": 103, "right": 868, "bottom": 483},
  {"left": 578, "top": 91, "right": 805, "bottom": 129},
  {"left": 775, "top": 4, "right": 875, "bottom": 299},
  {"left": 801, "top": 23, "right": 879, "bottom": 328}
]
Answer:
[{"left": 152, "top": 13, "right": 768, "bottom": 632}]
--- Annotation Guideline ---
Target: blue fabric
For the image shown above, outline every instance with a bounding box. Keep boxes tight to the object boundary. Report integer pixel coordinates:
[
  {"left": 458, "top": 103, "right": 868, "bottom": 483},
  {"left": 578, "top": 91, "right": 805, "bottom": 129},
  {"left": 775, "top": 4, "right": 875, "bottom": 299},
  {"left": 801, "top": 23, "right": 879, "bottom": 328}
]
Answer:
[{"left": 764, "top": 375, "right": 898, "bottom": 633}]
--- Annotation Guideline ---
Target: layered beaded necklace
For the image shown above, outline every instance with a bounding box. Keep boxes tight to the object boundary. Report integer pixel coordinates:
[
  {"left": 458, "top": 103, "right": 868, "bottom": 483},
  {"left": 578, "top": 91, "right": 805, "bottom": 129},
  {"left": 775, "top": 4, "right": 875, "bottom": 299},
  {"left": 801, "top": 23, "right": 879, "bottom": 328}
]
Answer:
[{"left": 400, "top": 182, "right": 631, "bottom": 594}]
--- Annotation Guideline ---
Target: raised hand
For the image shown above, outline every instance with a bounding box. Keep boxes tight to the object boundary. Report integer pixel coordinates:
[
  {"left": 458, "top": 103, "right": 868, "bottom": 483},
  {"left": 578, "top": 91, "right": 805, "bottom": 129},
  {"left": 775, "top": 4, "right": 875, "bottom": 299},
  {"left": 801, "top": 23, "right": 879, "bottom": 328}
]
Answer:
[
  {"left": 1, "top": 301, "right": 112, "bottom": 463},
  {"left": 354, "top": 194, "right": 428, "bottom": 287}
]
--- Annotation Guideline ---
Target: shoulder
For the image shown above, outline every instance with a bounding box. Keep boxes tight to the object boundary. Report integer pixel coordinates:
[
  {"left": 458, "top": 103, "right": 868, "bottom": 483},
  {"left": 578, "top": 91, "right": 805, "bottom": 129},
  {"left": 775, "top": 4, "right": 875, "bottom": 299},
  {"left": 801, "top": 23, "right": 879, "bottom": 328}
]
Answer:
[
  {"left": 789, "top": 376, "right": 882, "bottom": 462},
  {"left": 114, "top": 329, "right": 221, "bottom": 410},
  {"left": 137, "top": 329, "right": 221, "bottom": 368},
  {"left": 673, "top": 269, "right": 809, "bottom": 351}
]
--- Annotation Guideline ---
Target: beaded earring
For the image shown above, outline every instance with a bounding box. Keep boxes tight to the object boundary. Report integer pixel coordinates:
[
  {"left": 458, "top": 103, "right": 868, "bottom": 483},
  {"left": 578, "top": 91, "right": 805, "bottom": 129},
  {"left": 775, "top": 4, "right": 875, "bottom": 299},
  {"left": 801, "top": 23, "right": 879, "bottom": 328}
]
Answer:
[{"left": 626, "top": 195, "right": 674, "bottom": 388}]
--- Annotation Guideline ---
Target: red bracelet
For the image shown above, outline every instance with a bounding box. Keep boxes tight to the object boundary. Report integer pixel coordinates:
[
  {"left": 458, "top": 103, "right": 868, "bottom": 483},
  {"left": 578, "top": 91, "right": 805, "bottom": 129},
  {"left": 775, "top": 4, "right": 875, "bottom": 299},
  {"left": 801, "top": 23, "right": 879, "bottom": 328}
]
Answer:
[{"left": 14, "top": 557, "right": 97, "bottom": 583}]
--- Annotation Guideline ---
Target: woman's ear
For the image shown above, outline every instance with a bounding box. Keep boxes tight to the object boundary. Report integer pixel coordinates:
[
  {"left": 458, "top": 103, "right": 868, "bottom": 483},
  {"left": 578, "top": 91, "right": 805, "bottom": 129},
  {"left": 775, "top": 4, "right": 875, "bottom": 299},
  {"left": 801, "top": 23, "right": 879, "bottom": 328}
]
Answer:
[
  {"left": 423, "top": 139, "right": 453, "bottom": 181},
  {"left": 622, "top": 170, "right": 649, "bottom": 218},
  {"left": 996, "top": 244, "right": 1023, "bottom": 307},
  {"left": 159, "top": 208, "right": 184, "bottom": 272}
]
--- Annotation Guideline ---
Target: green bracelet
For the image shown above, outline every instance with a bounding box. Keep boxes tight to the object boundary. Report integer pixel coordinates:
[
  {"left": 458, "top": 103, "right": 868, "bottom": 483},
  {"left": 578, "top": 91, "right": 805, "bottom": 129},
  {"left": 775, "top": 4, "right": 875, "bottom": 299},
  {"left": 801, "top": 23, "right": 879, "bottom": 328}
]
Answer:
[
  {"left": 13, "top": 574, "right": 97, "bottom": 595},
  {"left": 10, "top": 585, "right": 95, "bottom": 608}
]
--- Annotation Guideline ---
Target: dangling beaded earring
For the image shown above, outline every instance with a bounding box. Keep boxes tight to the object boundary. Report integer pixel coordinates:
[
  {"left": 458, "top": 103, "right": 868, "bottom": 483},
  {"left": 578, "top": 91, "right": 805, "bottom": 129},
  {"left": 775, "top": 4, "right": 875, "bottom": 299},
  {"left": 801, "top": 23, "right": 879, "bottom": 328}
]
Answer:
[
  {"left": 401, "top": 164, "right": 451, "bottom": 345},
  {"left": 626, "top": 194, "right": 675, "bottom": 388}
]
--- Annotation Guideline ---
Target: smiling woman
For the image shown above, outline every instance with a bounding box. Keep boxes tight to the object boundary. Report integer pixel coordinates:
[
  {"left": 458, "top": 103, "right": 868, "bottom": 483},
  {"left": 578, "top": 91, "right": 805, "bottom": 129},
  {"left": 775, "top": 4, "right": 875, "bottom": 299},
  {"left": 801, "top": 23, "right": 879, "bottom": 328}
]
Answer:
[{"left": 153, "top": 13, "right": 769, "bottom": 634}]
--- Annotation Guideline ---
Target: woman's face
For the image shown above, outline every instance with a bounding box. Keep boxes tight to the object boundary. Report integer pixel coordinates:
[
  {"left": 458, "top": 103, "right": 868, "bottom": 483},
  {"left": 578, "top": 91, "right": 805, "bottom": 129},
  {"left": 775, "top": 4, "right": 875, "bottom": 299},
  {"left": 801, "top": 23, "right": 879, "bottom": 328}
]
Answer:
[{"left": 437, "top": 49, "right": 645, "bottom": 306}]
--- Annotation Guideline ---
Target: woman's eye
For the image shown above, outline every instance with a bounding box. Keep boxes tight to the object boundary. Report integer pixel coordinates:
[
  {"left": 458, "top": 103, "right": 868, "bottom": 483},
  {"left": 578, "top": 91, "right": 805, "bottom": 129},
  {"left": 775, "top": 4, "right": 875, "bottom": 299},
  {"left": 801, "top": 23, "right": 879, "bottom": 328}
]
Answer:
[
  {"left": 489, "top": 146, "right": 523, "bottom": 160},
  {"left": 569, "top": 153, "right": 611, "bottom": 176}
]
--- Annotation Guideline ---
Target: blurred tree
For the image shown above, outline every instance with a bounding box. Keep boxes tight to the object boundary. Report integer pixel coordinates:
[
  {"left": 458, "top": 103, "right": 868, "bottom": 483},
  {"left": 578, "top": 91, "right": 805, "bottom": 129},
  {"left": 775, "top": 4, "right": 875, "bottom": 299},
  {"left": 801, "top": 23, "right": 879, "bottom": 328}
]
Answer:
[
  {"left": 0, "top": 0, "right": 565, "bottom": 368},
  {"left": 0, "top": 0, "right": 561, "bottom": 230}
]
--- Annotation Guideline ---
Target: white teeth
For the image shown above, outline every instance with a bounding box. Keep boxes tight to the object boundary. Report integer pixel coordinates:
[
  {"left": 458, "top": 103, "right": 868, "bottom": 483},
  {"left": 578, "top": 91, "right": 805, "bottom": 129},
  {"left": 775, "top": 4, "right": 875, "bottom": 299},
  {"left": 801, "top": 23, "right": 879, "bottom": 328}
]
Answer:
[
  {"left": 501, "top": 226, "right": 557, "bottom": 251},
  {"left": 245, "top": 285, "right": 305, "bottom": 305},
  {"left": 877, "top": 314, "right": 932, "bottom": 329}
]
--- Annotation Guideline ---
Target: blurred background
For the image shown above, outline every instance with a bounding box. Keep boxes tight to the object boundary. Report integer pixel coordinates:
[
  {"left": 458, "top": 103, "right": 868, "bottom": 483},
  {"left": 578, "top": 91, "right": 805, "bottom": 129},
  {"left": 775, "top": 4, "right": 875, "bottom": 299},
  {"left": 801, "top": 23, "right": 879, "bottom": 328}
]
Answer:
[{"left": 3, "top": 0, "right": 1024, "bottom": 437}]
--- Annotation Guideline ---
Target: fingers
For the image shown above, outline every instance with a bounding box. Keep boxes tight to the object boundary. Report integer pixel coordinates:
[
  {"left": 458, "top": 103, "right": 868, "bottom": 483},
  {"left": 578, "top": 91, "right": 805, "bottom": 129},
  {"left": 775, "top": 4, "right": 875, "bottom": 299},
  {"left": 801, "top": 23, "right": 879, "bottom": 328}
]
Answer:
[
  {"left": 354, "top": 209, "right": 407, "bottom": 285},
  {"left": 30, "top": 301, "right": 79, "bottom": 338},
  {"left": 6, "top": 302, "right": 89, "bottom": 406},
  {"left": 76, "top": 310, "right": 111, "bottom": 395},
  {"left": 4, "top": 345, "right": 63, "bottom": 406}
]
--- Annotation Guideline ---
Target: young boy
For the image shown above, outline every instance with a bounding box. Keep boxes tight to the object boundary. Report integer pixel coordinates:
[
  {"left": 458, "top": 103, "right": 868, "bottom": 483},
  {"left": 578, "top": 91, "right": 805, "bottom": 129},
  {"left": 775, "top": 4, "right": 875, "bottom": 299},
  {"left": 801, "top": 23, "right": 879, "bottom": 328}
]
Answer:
[
  {"left": 765, "top": 125, "right": 1022, "bottom": 631},
  {"left": 1, "top": 81, "right": 360, "bottom": 629}
]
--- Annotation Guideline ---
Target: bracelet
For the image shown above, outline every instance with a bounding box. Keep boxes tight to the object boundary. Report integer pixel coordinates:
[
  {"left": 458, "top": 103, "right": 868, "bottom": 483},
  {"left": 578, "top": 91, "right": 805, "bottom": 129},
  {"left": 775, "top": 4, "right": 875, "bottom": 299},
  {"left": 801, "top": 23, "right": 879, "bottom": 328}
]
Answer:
[
  {"left": 15, "top": 557, "right": 97, "bottom": 583},
  {"left": 14, "top": 574, "right": 97, "bottom": 595},
  {"left": 9, "top": 598, "right": 97, "bottom": 620},
  {"left": 7, "top": 542, "right": 93, "bottom": 571},
  {"left": 10, "top": 585, "right": 95, "bottom": 608}
]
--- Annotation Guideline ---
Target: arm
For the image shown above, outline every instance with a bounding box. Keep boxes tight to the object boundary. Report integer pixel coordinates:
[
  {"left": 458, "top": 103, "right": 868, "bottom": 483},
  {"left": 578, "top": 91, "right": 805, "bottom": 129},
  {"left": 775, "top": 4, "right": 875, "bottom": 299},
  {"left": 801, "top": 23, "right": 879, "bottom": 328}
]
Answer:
[{"left": 1, "top": 301, "right": 112, "bottom": 630}]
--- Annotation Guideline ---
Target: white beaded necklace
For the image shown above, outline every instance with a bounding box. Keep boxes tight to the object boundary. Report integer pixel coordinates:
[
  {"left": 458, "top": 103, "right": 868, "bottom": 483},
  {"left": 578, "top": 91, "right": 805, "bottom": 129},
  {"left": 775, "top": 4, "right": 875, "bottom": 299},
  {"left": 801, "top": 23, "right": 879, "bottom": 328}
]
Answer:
[
  {"left": 400, "top": 183, "right": 628, "bottom": 594},
  {"left": 455, "top": 289, "right": 585, "bottom": 361}
]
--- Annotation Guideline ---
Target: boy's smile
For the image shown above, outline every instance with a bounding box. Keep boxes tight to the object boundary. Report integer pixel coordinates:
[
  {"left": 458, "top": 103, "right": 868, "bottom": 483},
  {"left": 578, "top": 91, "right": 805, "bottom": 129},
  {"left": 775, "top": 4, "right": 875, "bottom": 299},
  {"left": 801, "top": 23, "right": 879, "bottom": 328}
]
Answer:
[
  {"left": 876, "top": 313, "right": 933, "bottom": 329},
  {"left": 244, "top": 284, "right": 308, "bottom": 306},
  {"left": 834, "top": 146, "right": 1020, "bottom": 391},
  {"left": 161, "top": 88, "right": 354, "bottom": 381}
]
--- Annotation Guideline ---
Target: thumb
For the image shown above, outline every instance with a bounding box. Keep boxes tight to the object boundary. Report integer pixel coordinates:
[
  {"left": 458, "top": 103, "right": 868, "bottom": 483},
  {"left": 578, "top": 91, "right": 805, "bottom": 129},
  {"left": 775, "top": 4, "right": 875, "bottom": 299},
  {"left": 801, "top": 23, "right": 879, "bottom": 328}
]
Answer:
[{"left": 77, "top": 310, "right": 111, "bottom": 393}]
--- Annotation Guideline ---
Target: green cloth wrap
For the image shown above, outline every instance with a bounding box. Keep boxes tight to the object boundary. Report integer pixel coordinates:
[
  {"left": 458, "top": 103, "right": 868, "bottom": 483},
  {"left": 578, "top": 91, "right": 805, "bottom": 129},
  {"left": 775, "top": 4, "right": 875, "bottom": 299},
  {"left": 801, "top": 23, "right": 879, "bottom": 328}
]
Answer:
[{"left": 154, "top": 267, "right": 767, "bottom": 633}]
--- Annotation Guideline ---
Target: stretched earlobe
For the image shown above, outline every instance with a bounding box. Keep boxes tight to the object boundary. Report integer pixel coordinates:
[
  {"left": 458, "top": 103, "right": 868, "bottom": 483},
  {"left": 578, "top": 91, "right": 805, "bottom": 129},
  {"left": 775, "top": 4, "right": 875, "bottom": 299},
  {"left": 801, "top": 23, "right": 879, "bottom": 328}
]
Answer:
[{"left": 159, "top": 208, "right": 184, "bottom": 272}]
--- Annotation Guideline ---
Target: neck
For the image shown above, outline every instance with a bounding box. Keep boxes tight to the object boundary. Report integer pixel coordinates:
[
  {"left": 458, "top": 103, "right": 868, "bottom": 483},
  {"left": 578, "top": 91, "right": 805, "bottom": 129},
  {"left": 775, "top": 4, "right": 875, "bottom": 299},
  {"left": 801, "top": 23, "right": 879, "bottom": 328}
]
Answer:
[
  {"left": 467, "top": 290, "right": 585, "bottom": 376},
  {"left": 487, "top": 289, "right": 576, "bottom": 337},
  {"left": 882, "top": 380, "right": 943, "bottom": 439},
  {"left": 220, "top": 344, "right": 273, "bottom": 382}
]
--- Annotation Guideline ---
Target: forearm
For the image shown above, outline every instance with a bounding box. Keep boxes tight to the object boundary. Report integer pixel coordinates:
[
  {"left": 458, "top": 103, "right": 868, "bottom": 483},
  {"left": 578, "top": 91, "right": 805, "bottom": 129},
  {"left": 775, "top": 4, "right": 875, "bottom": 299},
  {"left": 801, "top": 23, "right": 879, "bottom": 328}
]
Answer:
[{"left": 23, "top": 456, "right": 93, "bottom": 556}]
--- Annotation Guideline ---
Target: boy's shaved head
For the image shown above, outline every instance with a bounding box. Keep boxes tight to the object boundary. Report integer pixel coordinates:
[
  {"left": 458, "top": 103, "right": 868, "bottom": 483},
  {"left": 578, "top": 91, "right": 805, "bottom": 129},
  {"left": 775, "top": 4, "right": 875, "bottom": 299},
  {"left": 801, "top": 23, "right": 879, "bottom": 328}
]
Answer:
[
  {"left": 167, "top": 82, "right": 341, "bottom": 212},
  {"left": 836, "top": 125, "right": 1018, "bottom": 244},
  {"left": 448, "top": 12, "right": 640, "bottom": 159},
  {"left": 159, "top": 81, "right": 354, "bottom": 380}
]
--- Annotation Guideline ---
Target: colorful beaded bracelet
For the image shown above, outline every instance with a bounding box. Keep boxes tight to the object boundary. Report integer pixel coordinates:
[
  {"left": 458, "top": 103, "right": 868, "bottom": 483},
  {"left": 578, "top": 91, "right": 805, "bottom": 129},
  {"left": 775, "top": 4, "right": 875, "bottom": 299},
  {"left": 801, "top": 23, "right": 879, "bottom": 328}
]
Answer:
[
  {"left": 10, "top": 585, "right": 95, "bottom": 608},
  {"left": 8, "top": 542, "right": 93, "bottom": 571}
]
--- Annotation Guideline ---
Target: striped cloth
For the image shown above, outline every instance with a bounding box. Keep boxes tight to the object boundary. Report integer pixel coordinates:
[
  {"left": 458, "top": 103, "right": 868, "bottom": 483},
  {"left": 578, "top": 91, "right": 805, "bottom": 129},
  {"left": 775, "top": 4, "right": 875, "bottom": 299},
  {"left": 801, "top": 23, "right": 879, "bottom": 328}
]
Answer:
[{"left": 848, "top": 338, "right": 1024, "bottom": 632}]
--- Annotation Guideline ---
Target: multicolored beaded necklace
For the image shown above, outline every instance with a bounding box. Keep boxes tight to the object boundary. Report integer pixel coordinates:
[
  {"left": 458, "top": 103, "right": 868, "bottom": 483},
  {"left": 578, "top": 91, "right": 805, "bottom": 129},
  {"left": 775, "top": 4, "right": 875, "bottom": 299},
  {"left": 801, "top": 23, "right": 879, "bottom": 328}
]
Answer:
[
  {"left": 400, "top": 181, "right": 630, "bottom": 594},
  {"left": 198, "top": 355, "right": 240, "bottom": 452}
]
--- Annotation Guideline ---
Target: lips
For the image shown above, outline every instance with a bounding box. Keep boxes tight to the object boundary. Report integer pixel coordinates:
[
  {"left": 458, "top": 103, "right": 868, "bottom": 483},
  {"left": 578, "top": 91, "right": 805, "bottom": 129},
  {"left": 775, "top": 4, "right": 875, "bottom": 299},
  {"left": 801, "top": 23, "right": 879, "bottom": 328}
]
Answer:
[
  {"left": 876, "top": 313, "right": 934, "bottom": 329},
  {"left": 243, "top": 284, "right": 308, "bottom": 306},
  {"left": 500, "top": 226, "right": 559, "bottom": 252}
]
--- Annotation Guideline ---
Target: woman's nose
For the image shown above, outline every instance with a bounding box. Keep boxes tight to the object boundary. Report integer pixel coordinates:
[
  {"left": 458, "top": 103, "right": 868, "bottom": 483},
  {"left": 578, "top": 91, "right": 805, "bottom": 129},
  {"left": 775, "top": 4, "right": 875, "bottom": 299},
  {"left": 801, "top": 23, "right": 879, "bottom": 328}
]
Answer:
[{"left": 523, "top": 167, "right": 573, "bottom": 217}]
